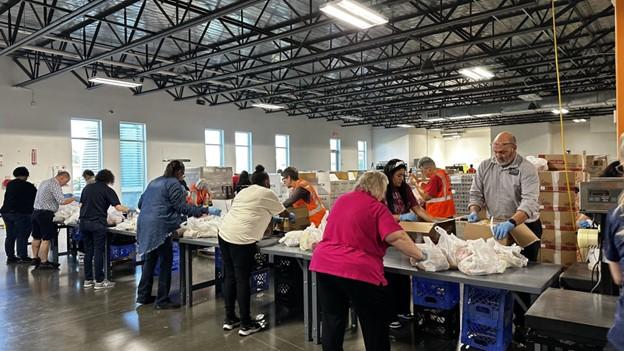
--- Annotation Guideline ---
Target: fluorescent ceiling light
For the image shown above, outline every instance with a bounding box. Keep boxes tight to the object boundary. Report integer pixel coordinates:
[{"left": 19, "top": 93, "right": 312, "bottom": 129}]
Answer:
[
  {"left": 320, "top": 0, "right": 388, "bottom": 29},
  {"left": 252, "top": 103, "right": 285, "bottom": 110},
  {"left": 341, "top": 115, "right": 364, "bottom": 121},
  {"left": 459, "top": 67, "right": 495, "bottom": 81},
  {"left": 552, "top": 108, "right": 569, "bottom": 115},
  {"left": 518, "top": 93, "right": 543, "bottom": 101},
  {"left": 473, "top": 113, "right": 496, "bottom": 118},
  {"left": 448, "top": 115, "right": 472, "bottom": 120},
  {"left": 573, "top": 118, "right": 587, "bottom": 123},
  {"left": 424, "top": 118, "right": 446, "bottom": 122},
  {"left": 89, "top": 76, "right": 142, "bottom": 88},
  {"left": 397, "top": 124, "right": 413, "bottom": 128}
]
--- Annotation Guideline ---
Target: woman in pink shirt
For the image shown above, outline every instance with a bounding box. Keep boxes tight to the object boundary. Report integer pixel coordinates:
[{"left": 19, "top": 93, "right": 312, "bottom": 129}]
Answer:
[{"left": 310, "top": 171, "right": 426, "bottom": 351}]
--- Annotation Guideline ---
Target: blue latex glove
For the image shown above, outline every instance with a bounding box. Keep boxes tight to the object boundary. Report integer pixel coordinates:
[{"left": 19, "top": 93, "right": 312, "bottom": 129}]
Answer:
[
  {"left": 399, "top": 212, "right": 418, "bottom": 222},
  {"left": 288, "top": 212, "right": 296, "bottom": 221},
  {"left": 467, "top": 212, "right": 479, "bottom": 223},
  {"left": 493, "top": 221, "right": 515, "bottom": 240},
  {"left": 577, "top": 219, "right": 591, "bottom": 229},
  {"left": 208, "top": 207, "right": 222, "bottom": 216}
]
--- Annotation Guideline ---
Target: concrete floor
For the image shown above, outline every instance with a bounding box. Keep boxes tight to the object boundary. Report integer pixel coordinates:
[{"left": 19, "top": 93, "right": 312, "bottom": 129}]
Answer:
[{"left": 0, "top": 230, "right": 457, "bottom": 351}]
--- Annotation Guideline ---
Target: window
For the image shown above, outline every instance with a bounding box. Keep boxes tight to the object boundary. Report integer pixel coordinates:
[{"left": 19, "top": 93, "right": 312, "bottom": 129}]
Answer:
[
  {"left": 275, "top": 134, "right": 290, "bottom": 172},
  {"left": 205, "top": 129, "right": 224, "bottom": 166},
  {"left": 119, "top": 122, "right": 146, "bottom": 208},
  {"left": 330, "top": 138, "right": 341, "bottom": 171},
  {"left": 357, "top": 140, "right": 368, "bottom": 170},
  {"left": 235, "top": 131, "right": 252, "bottom": 173},
  {"left": 71, "top": 118, "right": 102, "bottom": 194}
]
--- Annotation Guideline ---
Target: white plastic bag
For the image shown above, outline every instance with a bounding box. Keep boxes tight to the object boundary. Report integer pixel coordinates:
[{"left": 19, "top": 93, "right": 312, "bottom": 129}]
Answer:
[
  {"left": 526, "top": 156, "right": 548, "bottom": 171},
  {"left": 107, "top": 207, "right": 124, "bottom": 226},
  {"left": 435, "top": 226, "right": 468, "bottom": 269},
  {"left": 279, "top": 230, "right": 304, "bottom": 247},
  {"left": 180, "top": 215, "right": 221, "bottom": 238},
  {"left": 300, "top": 225, "right": 323, "bottom": 251},
  {"left": 411, "top": 237, "right": 450, "bottom": 272},
  {"left": 458, "top": 239, "right": 507, "bottom": 275},
  {"left": 488, "top": 239, "right": 528, "bottom": 268}
]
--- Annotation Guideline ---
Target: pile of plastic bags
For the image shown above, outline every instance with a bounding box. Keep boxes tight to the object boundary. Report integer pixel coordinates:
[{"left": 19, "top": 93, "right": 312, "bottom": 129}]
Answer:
[
  {"left": 115, "top": 217, "right": 137, "bottom": 232},
  {"left": 410, "top": 226, "right": 528, "bottom": 275},
  {"left": 279, "top": 211, "right": 328, "bottom": 251},
  {"left": 179, "top": 215, "right": 222, "bottom": 238},
  {"left": 54, "top": 203, "right": 80, "bottom": 225},
  {"left": 107, "top": 207, "right": 125, "bottom": 226}
]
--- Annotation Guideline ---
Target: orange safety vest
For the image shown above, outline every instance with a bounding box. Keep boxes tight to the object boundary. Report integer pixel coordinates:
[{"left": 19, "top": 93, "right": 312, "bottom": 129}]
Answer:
[
  {"left": 425, "top": 169, "right": 456, "bottom": 218},
  {"left": 187, "top": 184, "right": 211, "bottom": 206},
  {"left": 292, "top": 179, "right": 327, "bottom": 227}
]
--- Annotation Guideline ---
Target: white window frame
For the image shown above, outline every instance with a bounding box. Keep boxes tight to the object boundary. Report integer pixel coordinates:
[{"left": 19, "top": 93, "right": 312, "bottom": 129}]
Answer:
[
  {"left": 357, "top": 140, "right": 368, "bottom": 170},
  {"left": 235, "top": 131, "right": 253, "bottom": 173},
  {"left": 330, "top": 138, "right": 341, "bottom": 171},
  {"left": 204, "top": 129, "right": 225, "bottom": 167},
  {"left": 275, "top": 134, "right": 290, "bottom": 172},
  {"left": 70, "top": 118, "right": 102, "bottom": 194},
  {"left": 119, "top": 122, "right": 147, "bottom": 208}
]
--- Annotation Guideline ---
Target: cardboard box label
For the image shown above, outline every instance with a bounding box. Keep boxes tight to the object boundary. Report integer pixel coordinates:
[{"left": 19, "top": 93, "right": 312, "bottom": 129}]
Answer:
[{"left": 538, "top": 154, "right": 584, "bottom": 171}]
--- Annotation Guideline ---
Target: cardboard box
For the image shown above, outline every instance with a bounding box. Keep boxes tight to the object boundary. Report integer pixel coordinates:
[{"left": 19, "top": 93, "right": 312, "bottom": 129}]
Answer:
[
  {"left": 538, "top": 171, "right": 583, "bottom": 191},
  {"left": 400, "top": 219, "right": 456, "bottom": 244},
  {"left": 276, "top": 207, "right": 310, "bottom": 232},
  {"left": 540, "top": 248, "right": 578, "bottom": 267},
  {"left": 584, "top": 155, "right": 608, "bottom": 177},
  {"left": 540, "top": 210, "right": 576, "bottom": 231},
  {"left": 541, "top": 229, "right": 578, "bottom": 251},
  {"left": 538, "top": 154, "right": 584, "bottom": 171},
  {"left": 539, "top": 192, "right": 578, "bottom": 211},
  {"left": 299, "top": 172, "right": 318, "bottom": 183},
  {"left": 462, "top": 220, "right": 540, "bottom": 248}
]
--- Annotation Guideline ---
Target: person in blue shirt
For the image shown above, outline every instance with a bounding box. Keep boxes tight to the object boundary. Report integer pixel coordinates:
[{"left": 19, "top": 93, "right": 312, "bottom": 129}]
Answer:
[
  {"left": 136, "top": 160, "right": 211, "bottom": 309},
  {"left": 604, "top": 194, "right": 624, "bottom": 350}
]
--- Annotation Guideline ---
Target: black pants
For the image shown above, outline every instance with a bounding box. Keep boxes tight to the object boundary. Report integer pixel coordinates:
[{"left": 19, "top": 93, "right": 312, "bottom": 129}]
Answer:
[
  {"left": 2, "top": 213, "right": 31, "bottom": 259},
  {"left": 515, "top": 219, "right": 543, "bottom": 328},
  {"left": 386, "top": 272, "right": 411, "bottom": 318},
  {"left": 218, "top": 236, "right": 256, "bottom": 327},
  {"left": 317, "top": 273, "right": 391, "bottom": 351},
  {"left": 80, "top": 220, "right": 107, "bottom": 282},
  {"left": 137, "top": 237, "right": 173, "bottom": 305}
]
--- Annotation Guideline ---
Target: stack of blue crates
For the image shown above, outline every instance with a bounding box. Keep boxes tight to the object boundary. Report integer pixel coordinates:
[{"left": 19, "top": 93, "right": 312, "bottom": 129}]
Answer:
[
  {"left": 109, "top": 243, "right": 136, "bottom": 261},
  {"left": 214, "top": 247, "right": 269, "bottom": 295},
  {"left": 412, "top": 277, "right": 460, "bottom": 309},
  {"left": 461, "top": 285, "right": 513, "bottom": 351}
]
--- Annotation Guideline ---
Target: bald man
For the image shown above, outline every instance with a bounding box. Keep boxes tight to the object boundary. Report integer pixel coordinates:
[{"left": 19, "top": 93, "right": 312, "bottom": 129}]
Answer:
[{"left": 467, "top": 132, "right": 541, "bottom": 261}]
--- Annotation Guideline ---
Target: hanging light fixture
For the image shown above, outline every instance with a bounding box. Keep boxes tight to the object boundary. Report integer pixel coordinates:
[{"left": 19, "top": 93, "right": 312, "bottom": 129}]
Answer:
[{"left": 320, "top": 0, "right": 388, "bottom": 29}]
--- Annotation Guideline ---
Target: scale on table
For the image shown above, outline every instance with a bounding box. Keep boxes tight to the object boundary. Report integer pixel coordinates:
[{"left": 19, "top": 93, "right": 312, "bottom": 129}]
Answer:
[{"left": 579, "top": 177, "right": 624, "bottom": 295}]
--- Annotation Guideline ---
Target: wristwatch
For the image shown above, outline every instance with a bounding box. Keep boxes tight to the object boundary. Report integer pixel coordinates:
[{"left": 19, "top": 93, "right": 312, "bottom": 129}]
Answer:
[{"left": 508, "top": 218, "right": 517, "bottom": 227}]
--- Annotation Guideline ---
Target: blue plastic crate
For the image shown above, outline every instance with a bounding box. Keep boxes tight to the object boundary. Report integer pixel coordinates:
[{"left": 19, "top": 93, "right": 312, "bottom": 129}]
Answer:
[
  {"left": 461, "top": 285, "right": 513, "bottom": 351},
  {"left": 412, "top": 277, "right": 459, "bottom": 310},
  {"left": 109, "top": 243, "right": 136, "bottom": 261},
  {"left": 71, "top": 227, "right": 82, "bottom": 242},
  {"left": 250, "top": 268, "right": 270, "bottom": 293}
]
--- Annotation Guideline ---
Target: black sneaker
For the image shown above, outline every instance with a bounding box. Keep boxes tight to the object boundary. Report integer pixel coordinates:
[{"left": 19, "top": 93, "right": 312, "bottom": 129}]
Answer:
[
  {"left": 31, "top": 258, "right": 41, "bottom": 267},
  {"left": 238, "top": 322, "right": 265, "bottom": 336},
  {"left": 6, "top": 257, "right": 19, "bottom": 264},
  {"left": 136, "top": 296, "right": 157, "bottom": 305},
  {"left": 154, "top": 300, "right": 181, "bottom": 310},
  {"left": 36, "top": 262, "right": 59, "bottom": 270},
  {"left": 223, "top": 317, "right": 241, "bottom": 331},
  {"left": 17, "top": 257, "right": 33, "bottom": 264}
]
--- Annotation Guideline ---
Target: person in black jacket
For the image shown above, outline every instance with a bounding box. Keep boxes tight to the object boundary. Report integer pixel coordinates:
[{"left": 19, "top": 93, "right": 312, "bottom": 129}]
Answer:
[{"left": 0, "top": 167, "right": 37, "bottom": 264}]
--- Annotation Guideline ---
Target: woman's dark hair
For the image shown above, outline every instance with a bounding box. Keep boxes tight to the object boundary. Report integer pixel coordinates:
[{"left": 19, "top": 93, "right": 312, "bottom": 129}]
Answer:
[
  {"left": 251, "top": 165, "right": 269, "bottom": 186},
  {"left": 383, "top": 158, "right": 410, "bottom": 214},
  {"left": 82, "top": 169, "right": 95, "bottom": 178},
  {"left": 95, "top": 169, "right": 115, "bottom": 184},
  {"left": 238, "top": 171, "right": 251, "bottom": 186},
  {"left": 164, "top": 160, "right": 185, "bottom": 178},
  {"left": 13, "top": 167, "right": 29, "bottom": 178},
  {"left": 282, "top": 166, "right": 299, "bottom": 180},
  {"left": 600, "top": 160, "right": 623, "bottom": 177}
]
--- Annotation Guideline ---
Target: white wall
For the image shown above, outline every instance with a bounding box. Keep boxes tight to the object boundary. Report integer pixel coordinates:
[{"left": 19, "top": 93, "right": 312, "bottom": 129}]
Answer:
[
  {"left": 0, "top": 58, "right": 372, "bottom": 197},
  {"left": 491, "top": 123, "right": 552, "bottom": 157},
  {"left": 550, "top": 115, "right": 617, "bottom": 160},
  {"left": 443, "top": 128, "right": 491, "bottom": 167}
]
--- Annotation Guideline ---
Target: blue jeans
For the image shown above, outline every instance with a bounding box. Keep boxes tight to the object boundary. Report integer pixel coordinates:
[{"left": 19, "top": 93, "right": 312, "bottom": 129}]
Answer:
[
  {"left": 608, "top": 293, "right": 624, "bottom": 350},
  {"left": 80, "top": 220, "right": 107, "bottom": 282},
  {"left": 2, "top": 213, "right": 32, "bottom": 259},
  {"left": 137, "top": 237, "right": 173, "bottom": 305}
]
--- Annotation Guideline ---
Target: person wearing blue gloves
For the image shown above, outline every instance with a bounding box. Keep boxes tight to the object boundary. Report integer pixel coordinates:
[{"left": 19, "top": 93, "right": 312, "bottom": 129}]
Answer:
[
  {"left": 136, "top": 160, "right": 212, "bottom": 309},
  {"left": 467, "top": 132, "right": 541, "bottom": 260},
  {"left": 383, "top": 159, "right": 436, "bottom": 329}
]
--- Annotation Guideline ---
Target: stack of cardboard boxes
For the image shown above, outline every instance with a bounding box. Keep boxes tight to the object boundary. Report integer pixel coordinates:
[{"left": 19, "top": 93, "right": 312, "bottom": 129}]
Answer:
[{"left": 537, "top": 153, "right": 608, "bottom": 267}]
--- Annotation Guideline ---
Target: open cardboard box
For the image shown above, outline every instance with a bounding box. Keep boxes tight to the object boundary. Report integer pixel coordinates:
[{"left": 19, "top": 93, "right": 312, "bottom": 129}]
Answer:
[
  {"left": 462, "top": 220, "right": 540, "bottom": 248},
  {"left": 400, "top": 219, "right": 456, "bottom": 244}
]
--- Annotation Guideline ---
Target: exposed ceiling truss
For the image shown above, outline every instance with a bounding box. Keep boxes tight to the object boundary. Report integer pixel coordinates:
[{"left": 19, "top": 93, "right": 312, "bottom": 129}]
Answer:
[{"left": 0, "top": 0, "right": 615, "bottom": 128}]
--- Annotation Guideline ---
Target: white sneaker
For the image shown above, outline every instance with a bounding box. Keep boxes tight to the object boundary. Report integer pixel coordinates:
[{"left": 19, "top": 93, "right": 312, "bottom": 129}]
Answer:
[
  {"left": 238, "top": 322, "right": 265, "bottom": 336},
  {"left": 94, "top": 280, "right": 116, "bottom": 290},
  {"left": 83, "top": 280, "right": 94, "bottom": 288}
]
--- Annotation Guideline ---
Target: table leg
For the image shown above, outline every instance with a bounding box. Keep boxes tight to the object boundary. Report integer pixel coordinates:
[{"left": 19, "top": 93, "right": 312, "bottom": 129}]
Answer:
[
  {"left": 457, "top": 283, "right": 464, "bottom": 351},
  {"left": 184, "top": 244, "right": 193, "bottom": 308},
  {"left": 301, "top": 259, "right": 311, "bottom": 342},
  {"left": 268, "top": 254, "right": 277, "bottom": 331},
  {"left": 180, "top": 243, "right": 187, "bottom": 306},
  {"left": 104, "top": 233, "right": 111, "bottom": 281},
  {"left": 51, "top": 237, "right": 59, "bottom": 263},
  {"left": 311, "top": 270, "right": 321, "bottom": 345},
  {"left": 67, "top": 227, "right": 71, "bottom": 256}
]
